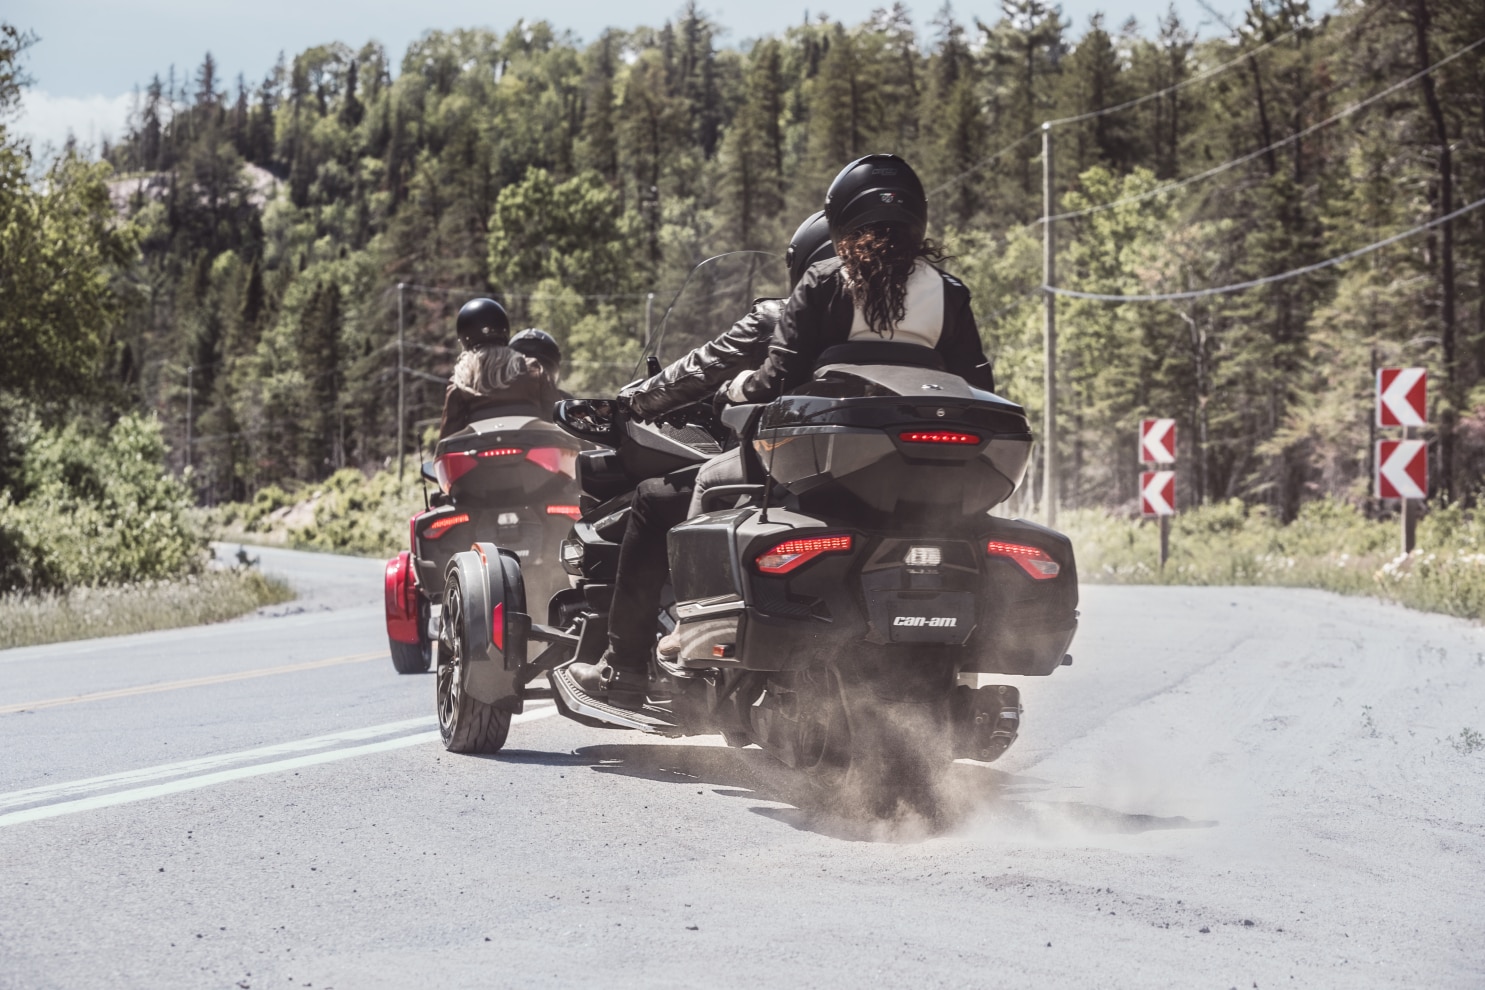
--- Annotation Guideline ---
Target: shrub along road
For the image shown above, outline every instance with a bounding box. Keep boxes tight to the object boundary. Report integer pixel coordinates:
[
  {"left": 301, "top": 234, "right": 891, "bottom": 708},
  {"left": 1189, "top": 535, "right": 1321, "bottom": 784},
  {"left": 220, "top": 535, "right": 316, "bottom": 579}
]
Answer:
[{"left": 0, "top": 549, "right": 1481, "bottom": 988}]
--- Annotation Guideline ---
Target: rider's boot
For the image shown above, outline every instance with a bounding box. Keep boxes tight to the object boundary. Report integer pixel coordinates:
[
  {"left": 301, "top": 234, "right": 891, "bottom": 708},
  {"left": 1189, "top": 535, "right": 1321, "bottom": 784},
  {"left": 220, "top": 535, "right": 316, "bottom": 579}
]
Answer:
[{"left": 567, "top": 649, "right": 649, "bottom": 710}]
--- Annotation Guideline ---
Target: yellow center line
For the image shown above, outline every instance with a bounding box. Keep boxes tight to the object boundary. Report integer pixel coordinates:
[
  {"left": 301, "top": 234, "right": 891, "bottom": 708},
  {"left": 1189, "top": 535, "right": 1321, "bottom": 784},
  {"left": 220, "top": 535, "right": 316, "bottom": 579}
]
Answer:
[{"left": 0, "top": 651, "right": 386, "bottom": 715}]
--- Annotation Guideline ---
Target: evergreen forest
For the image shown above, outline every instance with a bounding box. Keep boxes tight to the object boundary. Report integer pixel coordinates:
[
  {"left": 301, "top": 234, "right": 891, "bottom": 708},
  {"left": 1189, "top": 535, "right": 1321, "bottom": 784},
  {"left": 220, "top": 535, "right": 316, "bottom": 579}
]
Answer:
[{"left": 7, "top": 0, "right": 1485, "bottom": 527}]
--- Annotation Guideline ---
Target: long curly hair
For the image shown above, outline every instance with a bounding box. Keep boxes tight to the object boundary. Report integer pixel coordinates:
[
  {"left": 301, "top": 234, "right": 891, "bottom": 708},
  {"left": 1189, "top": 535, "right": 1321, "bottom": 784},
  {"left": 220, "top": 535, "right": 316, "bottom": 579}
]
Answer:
[
  {"left": 836, "top": 224, "right": 946, "bottom": 337},
  {"left": 452, "top": 344, "right": 531, "bottom": 395}
]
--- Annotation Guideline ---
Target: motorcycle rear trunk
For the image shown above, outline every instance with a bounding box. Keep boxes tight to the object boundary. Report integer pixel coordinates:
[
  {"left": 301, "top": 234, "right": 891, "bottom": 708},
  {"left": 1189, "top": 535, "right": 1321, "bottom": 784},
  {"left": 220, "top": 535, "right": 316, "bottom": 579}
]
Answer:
[{"left": 665, "top": 364, "right": 1075, "bottom": 678}]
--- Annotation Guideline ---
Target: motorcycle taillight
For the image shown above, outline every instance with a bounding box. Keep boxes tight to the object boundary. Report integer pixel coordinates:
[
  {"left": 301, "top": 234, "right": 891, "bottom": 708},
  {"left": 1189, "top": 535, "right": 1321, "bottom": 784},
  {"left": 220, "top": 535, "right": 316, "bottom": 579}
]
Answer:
[
  {"left": 899, "top": 430, "right": 981, "bottom": 445},
  {"left": 546, "top": 504, "right": 582, "bottom": 519},
  {"left": 526, "top": 447, "right": 578, "bottom": 478},
  {"left": 986, "top": 540, "right": 1060, "bottom": 579},
  {"left": 755, "top": 533, "right": 853, "bottom": 575},
  {"left": 424, "top": 513, "right": 470, "bottom": 540}
]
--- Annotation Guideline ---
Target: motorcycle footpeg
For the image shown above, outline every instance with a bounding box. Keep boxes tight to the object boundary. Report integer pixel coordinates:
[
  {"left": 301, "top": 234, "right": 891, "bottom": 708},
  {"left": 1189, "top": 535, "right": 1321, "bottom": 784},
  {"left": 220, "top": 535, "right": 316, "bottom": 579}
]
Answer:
[{"left": 549, "top": 663, "right": 682, "bottom": 736}]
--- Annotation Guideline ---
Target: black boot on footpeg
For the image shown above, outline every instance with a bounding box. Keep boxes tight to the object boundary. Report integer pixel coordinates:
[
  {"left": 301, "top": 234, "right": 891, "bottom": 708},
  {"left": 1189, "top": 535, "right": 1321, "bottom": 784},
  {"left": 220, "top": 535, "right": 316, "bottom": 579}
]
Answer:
[{"left": 566, "top": 652, "right": 649, "bottom": 711}]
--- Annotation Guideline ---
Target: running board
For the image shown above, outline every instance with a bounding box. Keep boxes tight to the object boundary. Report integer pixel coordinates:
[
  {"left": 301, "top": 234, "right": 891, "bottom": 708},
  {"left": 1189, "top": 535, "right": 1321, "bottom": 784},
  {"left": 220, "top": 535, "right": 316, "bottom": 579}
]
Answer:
[{"left": 549, "top": 665, "right": 682, "bottom": 736}]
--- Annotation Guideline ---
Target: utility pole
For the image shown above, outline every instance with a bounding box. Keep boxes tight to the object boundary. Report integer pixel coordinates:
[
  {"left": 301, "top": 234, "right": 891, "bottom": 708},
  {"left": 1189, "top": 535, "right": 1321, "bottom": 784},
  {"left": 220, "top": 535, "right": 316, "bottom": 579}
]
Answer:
[
  {"left": 396, "top": 282, "right": 406, "bottom": 482},
  {"left": 645, "top": 291, "right": 654, "bottom": 349},
  {"left": 185, "top": 363, "right": 194, "bottom": 472},
  {"left": 1041, "top": 122, "right": 1058, "bottom": 527}
]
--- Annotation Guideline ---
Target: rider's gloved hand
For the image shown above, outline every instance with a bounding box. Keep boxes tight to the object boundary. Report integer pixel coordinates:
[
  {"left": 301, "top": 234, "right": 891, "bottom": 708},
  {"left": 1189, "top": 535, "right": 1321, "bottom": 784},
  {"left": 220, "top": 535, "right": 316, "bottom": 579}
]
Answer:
[
  {"left": 616, "top": 382, "right": 649, "bottom": 422},
  {"left": 720, "top": 370, "right": 752, "bottom": 405}
]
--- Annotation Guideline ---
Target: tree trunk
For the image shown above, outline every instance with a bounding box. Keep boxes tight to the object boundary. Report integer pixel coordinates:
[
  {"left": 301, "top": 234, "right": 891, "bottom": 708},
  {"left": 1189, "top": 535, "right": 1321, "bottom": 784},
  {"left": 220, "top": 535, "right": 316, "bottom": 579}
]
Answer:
[{"left": 1411, "top": 0, "right": 1456, "bottom": 500}]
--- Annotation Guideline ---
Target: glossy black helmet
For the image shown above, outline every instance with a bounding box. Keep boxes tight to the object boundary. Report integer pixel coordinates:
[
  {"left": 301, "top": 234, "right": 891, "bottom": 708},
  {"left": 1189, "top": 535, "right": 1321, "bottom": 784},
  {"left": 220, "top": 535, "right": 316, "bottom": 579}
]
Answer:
[
  {"left": 510, "top": 328, "right": 561, "bottom": 370},
  {"left": 456, "top": 297, "right": 510, "bottom": 349},
  {"left": 785, "top": 211, "right": 836, "bottom": 290},
  {"left": 823, "top": 153, "right": 927, "bottom": 242}
]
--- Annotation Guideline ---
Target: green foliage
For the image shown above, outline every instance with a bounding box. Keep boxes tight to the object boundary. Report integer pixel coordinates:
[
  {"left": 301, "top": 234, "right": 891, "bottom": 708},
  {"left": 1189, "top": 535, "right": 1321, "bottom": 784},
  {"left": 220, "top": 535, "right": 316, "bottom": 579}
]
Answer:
[
  {"left": 288, "top": 468, "right": 422, "bottom": 556},
  {"left": 1065, "top": 499, "right": 1485, "bottom": 620},
  {"left": 0, "top": 414, "right": 205, "bottom": 592}
]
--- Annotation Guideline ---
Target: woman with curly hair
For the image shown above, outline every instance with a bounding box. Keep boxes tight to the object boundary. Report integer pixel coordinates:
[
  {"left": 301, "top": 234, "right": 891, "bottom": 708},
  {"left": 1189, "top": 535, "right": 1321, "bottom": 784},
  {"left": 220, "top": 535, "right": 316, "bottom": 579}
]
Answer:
[{"left": 721, "top": 153, "right": 995, "bottom": 405}]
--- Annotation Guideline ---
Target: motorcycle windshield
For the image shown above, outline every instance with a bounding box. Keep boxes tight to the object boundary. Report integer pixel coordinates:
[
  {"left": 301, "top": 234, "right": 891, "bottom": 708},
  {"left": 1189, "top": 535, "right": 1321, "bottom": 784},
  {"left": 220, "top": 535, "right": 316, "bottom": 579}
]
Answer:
[{"left": 638, "top": 251, "right": 787, "bottom": 378}]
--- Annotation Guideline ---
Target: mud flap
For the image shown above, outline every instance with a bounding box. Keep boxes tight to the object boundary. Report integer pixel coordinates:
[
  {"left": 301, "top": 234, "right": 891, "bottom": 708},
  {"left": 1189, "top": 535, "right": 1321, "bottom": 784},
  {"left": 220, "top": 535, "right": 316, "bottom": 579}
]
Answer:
[
  {"left": 445, "top": 542, "right": 530, "bottom": 713},
  {"left": 384, "top": 552, "right": 419, "bottom": 645}
]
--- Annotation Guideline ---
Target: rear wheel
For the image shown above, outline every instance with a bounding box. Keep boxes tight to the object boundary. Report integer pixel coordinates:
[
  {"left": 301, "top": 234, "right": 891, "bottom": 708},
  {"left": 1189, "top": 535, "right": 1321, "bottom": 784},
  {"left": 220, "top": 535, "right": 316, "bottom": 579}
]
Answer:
[
  {"left": 389, "top": 637, "right": 430, "bottom": 674},
  {"left": 436, "top": 572, "right": 511, "bottom": 753},
  {"left": 767, "top": 663, "right": 953, "bottom": 819}
]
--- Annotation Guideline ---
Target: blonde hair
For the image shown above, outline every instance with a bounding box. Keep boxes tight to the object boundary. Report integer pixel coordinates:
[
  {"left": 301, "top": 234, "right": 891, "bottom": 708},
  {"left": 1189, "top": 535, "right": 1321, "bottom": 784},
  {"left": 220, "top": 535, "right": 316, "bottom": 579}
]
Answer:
[{"left": 452, "top": 344, "right": 531, "bottom": 395}]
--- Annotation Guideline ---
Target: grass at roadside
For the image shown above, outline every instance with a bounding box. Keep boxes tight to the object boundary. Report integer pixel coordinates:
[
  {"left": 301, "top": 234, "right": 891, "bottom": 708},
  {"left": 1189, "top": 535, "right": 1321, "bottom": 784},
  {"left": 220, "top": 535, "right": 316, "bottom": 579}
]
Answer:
[
  {"left": 1062, "top": 498, "right": 1485, "bottom": 620},
  {"left": 0, "top": 569, "right": 294, "bottom": 650}
]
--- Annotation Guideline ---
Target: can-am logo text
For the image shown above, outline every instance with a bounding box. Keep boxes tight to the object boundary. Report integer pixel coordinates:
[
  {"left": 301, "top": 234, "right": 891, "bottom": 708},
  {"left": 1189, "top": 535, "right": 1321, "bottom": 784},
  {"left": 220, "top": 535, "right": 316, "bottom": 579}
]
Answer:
[{"left": 893, "top": 616, "right": 957, "bottom": 628}]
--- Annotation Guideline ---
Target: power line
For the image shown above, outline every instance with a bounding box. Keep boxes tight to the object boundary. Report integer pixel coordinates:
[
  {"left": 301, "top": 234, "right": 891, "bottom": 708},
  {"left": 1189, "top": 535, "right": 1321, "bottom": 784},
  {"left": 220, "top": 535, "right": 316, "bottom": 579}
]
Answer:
[
  {"left": 1043, "top": 24, "right": 1303, "bottom": 128},
  {"left": 392, "top": 282, "right": 652, "bottom": 301},
  {"left": 1043, "top": 193, "right": 1485, "bottom": 303},
  {"left": 1044, "top": 33, "right": 1485, "bottom": 224}
]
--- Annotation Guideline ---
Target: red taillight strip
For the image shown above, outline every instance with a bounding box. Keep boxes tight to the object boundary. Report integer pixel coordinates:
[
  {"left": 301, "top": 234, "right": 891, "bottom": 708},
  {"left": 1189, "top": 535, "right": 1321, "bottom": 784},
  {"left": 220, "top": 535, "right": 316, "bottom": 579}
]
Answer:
[
  {"left": 477, "top": 447, "right": 524, "bottom": 458},
  {"left": 546, "top": 505, "right": 582, "bottom": 519},
  {"left": 755, "top": 533, "right": 854, "bottom": 575},
  {"left": 900, "top": 430, "right": 980, "bottom": 445},
  {"left": 424, "top": 513, "right": 470, "bottom": 539},
  {"left": 985, "top": 540, "right": 1060, "bottom": 580}
]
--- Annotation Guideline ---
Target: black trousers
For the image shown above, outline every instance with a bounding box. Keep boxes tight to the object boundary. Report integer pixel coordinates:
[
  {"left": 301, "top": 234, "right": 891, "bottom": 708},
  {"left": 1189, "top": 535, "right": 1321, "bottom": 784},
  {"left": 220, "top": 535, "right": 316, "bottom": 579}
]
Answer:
[
  {"left": 607, "top": 474, "right": 693, "bottom": 667},
  {"left": 607, "top": 450, "right": 750, "bottom": 668}
]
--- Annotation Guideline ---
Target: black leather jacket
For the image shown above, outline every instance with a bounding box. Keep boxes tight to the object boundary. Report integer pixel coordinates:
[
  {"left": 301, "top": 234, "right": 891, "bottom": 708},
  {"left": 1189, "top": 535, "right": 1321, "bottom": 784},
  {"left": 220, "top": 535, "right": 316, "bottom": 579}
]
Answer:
[
  {"left": 625, "top": 297, "right": 784, "bottom": 420},
  {"left": 737, "top": 258, "right": 995, "bottom": 402}
]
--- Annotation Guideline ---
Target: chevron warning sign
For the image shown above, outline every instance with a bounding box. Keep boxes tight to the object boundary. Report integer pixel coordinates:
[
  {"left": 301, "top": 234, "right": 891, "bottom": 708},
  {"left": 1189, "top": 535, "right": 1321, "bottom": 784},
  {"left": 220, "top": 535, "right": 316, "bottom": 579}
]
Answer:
[
  {"left": 1376, "top": 440, "right": 1427, "bottom": 499},
  {"left": 1377, "top": 368, "right": 1427, "bottom": 427},
  {"left": 1140, "top": 418, "right": 1177, "bottom": 464},
  {"left": 1141, "top": 471, "right": 1175, "bottom": 517}
]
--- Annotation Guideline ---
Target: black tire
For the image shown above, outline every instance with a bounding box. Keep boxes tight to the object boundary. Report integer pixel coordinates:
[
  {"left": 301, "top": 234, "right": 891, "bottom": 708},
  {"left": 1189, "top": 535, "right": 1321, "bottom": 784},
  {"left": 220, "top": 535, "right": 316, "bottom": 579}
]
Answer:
[
  {"left": 389, "top": 637, "right": 430, "bottom": 674},
  {"left": 436, "top": 570, "right": 512, "bottom": 754}
]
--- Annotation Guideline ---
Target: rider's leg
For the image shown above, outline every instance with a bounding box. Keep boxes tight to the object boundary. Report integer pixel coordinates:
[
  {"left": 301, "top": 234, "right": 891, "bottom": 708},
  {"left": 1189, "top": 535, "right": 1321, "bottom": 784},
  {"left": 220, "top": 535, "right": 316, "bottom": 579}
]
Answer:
[
  {"left": 568, "top": 474, "right": 691, "bottom": 706},
  {"left": 687, "top": 447, "right": 748, "bottom": 517}
]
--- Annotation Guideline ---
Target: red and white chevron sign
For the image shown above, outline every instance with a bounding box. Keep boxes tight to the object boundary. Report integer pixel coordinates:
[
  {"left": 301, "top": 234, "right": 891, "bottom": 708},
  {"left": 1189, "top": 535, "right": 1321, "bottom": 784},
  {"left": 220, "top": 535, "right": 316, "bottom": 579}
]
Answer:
[
  {"left": 1140, "top": 418, "right": 1176, "bottom": 464},
  {"left": 1376, "top": 368, "right": 1427, "bottom": 427},
  {"left": 1141, "top": 471, "right": 1175, "bottom": 517},
  {"left": 1376, "top": 440, "right": 1427, "bottom": 499}
]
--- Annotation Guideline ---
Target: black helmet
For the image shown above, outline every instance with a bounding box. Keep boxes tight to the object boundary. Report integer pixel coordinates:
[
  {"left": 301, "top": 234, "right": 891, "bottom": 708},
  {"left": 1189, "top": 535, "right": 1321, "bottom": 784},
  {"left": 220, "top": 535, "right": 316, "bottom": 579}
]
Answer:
[
  {"left": 456, "top": 297, "right": 510, "bottom": 349},
  {"left": 786, "top": 211, "right": 836, "bottom": 290},
  {"left": 823, "top": 154, "right": 927, "bottom": 242},
  {"left": 510, "top": 328, "right": 561, "bottom": 369}
]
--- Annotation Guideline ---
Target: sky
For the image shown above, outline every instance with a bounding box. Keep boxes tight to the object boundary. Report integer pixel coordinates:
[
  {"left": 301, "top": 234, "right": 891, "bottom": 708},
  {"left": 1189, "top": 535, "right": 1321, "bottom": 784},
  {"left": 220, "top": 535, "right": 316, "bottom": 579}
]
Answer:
[{"left": 11, "top": 0, "right": 1254, "bottom": 152}]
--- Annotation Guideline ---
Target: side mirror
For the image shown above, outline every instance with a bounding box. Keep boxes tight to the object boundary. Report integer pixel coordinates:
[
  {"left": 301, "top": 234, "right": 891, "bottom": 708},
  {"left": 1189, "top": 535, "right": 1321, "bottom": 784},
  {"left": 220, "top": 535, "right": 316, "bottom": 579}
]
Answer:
[
  {"left": 646, "top": 355, "right": 662, "bottom": 377},
  {"left": 420, "top": 460, "right": 438, "bottom": 484}
]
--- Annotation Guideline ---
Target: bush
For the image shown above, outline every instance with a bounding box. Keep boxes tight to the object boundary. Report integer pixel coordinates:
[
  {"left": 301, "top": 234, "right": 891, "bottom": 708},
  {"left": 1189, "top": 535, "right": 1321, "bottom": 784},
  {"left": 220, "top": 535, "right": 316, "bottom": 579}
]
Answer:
[
  {"left": 1064, "top": 498, "right": 1485, "bottom": 620},
  {"left": 289, "top": 468, "right": 423, "bottom": 557},
  {"left": 0, "top": 413, "right": 205, "bottom": 592}
]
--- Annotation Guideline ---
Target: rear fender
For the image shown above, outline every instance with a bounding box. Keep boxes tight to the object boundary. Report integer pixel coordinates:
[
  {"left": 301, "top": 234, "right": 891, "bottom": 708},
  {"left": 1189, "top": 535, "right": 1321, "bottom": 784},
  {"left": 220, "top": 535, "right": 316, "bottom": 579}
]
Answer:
[
  {"left": 384, "top": 552, "right": 420, "bottom": 645},
  {"left": 446, "top": 542, "right": 530, "bottom": 711}
]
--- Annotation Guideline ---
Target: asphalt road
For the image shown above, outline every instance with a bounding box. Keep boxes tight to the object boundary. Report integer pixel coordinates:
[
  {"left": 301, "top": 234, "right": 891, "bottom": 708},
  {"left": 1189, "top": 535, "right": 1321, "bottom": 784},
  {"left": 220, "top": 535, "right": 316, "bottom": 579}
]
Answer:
[{"left": 2, "top": 544, "right": 1482, "bottom": 988}]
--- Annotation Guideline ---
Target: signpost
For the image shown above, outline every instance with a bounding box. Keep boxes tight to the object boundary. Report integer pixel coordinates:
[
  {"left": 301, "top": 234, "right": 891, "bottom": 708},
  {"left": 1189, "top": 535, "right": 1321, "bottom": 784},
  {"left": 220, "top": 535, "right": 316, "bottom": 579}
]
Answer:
[
  {"left": 1375, "top": 440, "right": 1427, "bottom": 499},
  {"left": 1375, "top": 368, "right": 1428, "bottom": 554},
  {"left": 1376, "top": 368, "right": 1427, "bottom": 427},
  {"left": 1140, "top": 418, "right": 1177, "bottom": 465},
  {"left": 1139, "top": 420, "right": 1177, "bottom": 569}
]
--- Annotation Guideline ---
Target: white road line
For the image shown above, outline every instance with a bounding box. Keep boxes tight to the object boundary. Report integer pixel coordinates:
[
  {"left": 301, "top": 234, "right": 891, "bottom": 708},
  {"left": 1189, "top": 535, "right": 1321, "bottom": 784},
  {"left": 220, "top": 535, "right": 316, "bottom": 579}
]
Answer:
[
  {"left": 0, "top": 716, "right": 438, "bottom": 810},
  {"left": 0, "top": 706, "right": 558, "bottom": 828}
]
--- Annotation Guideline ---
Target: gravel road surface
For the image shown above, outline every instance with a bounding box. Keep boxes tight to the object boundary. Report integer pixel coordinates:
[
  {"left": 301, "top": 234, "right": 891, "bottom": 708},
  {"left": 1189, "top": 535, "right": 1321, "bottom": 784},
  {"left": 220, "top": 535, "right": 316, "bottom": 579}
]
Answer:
[{"left": 1, "top": 545, "right": 1481, "bottom": 988}]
